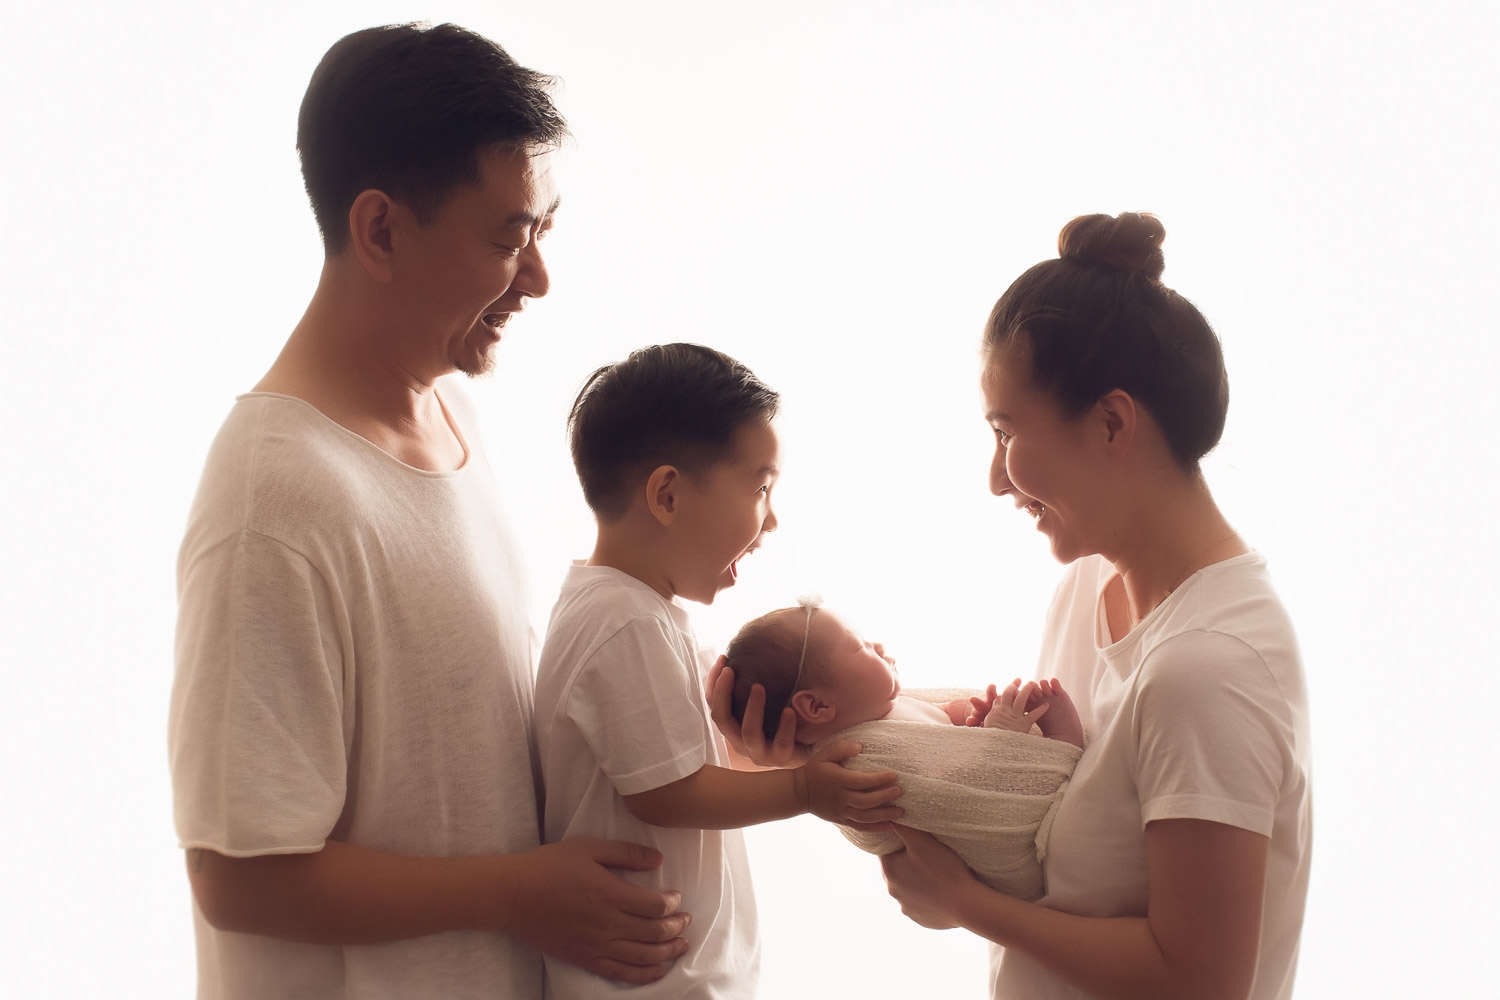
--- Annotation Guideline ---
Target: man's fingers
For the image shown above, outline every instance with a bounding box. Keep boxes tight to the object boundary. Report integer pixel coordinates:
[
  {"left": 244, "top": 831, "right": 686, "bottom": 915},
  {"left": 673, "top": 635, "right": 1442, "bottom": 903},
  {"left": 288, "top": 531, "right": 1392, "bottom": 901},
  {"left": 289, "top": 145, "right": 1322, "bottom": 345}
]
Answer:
[
  {"left": 611, "top": 911, "right": 694, "bottom": 946},
  {"left": 586, "top": 956, "right": 670, "bottom": 985},
  {"left": 585, "top": 839, "right": 665, "bottom": 874}
]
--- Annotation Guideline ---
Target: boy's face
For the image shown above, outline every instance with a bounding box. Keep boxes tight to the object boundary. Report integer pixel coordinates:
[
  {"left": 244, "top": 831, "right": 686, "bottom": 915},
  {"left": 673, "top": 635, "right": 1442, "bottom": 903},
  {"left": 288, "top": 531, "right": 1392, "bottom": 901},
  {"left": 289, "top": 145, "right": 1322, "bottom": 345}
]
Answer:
[
  {"left": 669, "top": 420, "right": 780, "bottom": 604},
  {"left": 808, "top": 612, "right": 900, "bottom": 728}
]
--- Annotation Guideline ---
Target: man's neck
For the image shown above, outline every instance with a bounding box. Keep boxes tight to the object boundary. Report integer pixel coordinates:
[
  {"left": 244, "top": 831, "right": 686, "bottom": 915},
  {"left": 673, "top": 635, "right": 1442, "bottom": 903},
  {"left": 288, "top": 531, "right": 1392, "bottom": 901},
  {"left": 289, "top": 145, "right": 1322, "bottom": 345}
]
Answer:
[{"left": 254, "top": 268, "right": 466, "bottom": 472}]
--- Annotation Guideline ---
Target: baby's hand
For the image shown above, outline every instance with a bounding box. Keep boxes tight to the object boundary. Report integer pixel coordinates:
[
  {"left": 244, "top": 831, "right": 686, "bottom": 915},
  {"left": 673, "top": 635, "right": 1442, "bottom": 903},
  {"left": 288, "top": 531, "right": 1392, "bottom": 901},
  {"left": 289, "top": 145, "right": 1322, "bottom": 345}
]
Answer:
[
  {"left": 1022, "top": 678, "right": 1086, "bottom": 749},
  {"left": 799, "top": 740, "right": 903, "bottom": 828},
  {"left": 982, "top": 679, "right": 1049, "bottom": 733},
  {"left": 964, "top": 682, "right": 1006, "bottom": 726}
]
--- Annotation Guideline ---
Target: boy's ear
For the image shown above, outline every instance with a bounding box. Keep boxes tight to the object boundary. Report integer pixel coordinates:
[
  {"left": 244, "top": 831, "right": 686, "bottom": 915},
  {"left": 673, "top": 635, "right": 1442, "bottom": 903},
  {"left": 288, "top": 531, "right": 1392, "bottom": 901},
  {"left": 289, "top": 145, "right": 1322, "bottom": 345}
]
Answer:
[
  {"left": 790, "top": 690, "right": 835, "bottom": 725},
  {"left": 645, "top": 465, "right": 681, "bottom": 527}
]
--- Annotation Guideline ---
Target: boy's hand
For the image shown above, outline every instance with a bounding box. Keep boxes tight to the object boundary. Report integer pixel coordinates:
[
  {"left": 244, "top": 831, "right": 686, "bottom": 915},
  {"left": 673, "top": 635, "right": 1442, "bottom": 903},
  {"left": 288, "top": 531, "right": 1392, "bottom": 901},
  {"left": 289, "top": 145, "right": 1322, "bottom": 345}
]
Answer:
[
  {"left": 706, "top": 657, "right": 808, "bottom": 768},
  {"left": 507, "top": 839, "right": 692, "bottom": 984},
  {"left": 796, "top": 740, "right": 903, "bottom": 827}
]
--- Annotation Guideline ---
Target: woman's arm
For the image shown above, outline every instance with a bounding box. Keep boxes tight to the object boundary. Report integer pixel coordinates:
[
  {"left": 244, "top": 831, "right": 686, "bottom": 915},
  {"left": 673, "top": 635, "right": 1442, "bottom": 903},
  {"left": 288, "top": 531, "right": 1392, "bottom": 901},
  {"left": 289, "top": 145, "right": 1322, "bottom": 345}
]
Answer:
[{"left": 882, "top": 819, "right": 1267, "bottom": 1000}]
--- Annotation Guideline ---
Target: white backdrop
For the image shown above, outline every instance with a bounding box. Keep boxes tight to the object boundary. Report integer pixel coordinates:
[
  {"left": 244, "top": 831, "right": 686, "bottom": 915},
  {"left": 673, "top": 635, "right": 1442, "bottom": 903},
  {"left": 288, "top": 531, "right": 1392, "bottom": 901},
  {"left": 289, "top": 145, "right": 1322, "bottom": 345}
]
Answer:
[{"left": 2, "top": 1, "right": 1496, "bottom": 996}]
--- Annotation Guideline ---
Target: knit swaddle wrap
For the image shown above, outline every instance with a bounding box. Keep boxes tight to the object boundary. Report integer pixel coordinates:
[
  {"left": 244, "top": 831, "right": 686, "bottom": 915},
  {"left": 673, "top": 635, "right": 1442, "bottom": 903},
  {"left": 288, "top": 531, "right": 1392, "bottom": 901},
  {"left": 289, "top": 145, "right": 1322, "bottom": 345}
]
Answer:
[{"left": 821, "top": 718, "right": 1082, "bottom": 902}]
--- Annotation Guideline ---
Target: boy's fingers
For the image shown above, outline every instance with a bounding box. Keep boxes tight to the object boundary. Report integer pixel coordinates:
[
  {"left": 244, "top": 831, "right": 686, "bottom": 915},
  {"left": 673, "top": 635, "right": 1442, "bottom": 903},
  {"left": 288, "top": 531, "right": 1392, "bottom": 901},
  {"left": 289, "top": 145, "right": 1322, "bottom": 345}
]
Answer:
[
  {"left": 812, "top": 739, "right": 862, "bottom": 764},
  {"left": 739, "top": 684, "right": 768, "bottom": 753},
  {"left": 706, "top": 659, "right": 733, "bottom": 720},
  {"left": 769, "top": 706, "right": 797, "bottom": 759}
]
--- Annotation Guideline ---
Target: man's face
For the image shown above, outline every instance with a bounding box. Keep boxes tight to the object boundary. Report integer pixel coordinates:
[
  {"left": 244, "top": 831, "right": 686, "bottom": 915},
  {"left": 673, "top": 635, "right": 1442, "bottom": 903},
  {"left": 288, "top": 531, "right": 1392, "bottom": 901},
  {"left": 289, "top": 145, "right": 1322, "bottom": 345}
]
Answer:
[{"left": 398, "top": 146, "right": 559, "bottom": 378}]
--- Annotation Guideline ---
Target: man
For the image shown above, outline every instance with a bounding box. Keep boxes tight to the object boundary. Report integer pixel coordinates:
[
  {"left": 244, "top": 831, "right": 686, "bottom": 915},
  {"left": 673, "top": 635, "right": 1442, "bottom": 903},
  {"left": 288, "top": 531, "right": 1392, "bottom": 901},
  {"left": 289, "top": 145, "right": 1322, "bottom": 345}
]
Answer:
[{"left": 169, "top": 23, "right": 689, "bottom": 998}]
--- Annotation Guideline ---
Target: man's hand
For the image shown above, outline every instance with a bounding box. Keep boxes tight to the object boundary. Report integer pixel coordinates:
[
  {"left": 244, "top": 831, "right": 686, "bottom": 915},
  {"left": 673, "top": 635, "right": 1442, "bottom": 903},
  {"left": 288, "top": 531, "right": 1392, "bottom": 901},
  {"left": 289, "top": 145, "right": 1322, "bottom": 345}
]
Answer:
[
  {"left": 706, "top": 656, "right": 808, "bottom": 767},
  {"left": 879, "top": 825, "right": 980, "bottom": 930},
  {"left": 505, "top": 839, "right": 691, "bottom": 985},
  {"left": 797, "top": 740, "right": 903, "bottom": 827}
]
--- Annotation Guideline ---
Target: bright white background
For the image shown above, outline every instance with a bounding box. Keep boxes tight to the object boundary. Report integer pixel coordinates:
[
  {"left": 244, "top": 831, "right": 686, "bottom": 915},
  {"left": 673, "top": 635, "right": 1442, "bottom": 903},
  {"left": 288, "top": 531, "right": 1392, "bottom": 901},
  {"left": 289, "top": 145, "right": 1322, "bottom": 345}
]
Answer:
[{"left": 2, "top": 1, "right": 1496, "bottom": 996}]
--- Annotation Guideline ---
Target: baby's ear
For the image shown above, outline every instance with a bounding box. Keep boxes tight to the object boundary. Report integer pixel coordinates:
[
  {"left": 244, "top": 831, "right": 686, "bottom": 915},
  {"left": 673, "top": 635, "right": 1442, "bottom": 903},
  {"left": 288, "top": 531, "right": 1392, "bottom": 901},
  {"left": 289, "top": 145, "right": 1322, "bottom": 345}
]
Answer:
[{"left": 790, "top": 690, "right": 835, "bottom": 725}]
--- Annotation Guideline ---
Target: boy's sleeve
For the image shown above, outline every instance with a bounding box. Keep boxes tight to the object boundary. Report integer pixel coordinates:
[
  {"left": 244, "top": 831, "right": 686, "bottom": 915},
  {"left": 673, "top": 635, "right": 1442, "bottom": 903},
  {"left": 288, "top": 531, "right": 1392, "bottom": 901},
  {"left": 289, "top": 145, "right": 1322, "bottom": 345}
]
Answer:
[
  {"left": 1132, "top": 630, "right": 1295, "bottom": 836},
  {"left": 564, "top": 616, "right": 712, "bottom": 796},
  {"left": 169, "top": 528, "right": 348, "bottom": 856}
]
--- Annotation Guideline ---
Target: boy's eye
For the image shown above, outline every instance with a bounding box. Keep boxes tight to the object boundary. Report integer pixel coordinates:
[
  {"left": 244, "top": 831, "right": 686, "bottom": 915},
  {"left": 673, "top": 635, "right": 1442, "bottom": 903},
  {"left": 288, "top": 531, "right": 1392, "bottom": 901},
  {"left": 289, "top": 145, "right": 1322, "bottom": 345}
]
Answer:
[{"left": 994, "top": 428, "right": 1013, "bottom": 445}]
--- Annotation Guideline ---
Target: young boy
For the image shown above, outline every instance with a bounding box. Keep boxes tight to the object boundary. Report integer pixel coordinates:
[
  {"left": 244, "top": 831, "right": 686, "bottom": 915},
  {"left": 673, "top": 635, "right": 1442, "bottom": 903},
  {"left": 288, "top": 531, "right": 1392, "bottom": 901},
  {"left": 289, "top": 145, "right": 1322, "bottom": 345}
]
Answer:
[
  {"left": 725, "top": 602, "right": 1087, "bottom": 748},
  {"left": 534, "top": 344, "right": 904, "bottom": 999}
]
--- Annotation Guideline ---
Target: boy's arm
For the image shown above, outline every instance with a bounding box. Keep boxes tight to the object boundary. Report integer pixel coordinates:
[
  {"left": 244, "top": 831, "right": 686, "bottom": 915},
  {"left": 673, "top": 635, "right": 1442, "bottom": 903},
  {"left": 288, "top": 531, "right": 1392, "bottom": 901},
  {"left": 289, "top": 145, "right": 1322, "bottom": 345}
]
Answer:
[
  {"left": 187, "top": 838, "right": 691, "bottom": 984},
  {"left": 622, "top": 744, "right": 903, "bottom": 830}
]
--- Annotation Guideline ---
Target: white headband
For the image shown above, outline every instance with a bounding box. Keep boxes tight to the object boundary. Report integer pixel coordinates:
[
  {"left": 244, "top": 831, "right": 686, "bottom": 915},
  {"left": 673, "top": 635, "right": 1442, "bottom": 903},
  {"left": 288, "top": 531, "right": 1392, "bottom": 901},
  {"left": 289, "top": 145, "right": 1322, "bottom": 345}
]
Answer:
[{"left": 791, "top": 593, "right": 823, "bottom": 691}]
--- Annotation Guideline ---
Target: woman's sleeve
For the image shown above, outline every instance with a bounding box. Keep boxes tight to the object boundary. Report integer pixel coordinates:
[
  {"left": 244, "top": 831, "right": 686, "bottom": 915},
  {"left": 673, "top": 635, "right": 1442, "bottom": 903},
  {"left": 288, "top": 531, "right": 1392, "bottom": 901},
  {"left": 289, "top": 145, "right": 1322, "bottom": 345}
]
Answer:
[{"left": 1130, "top": 629, "right": 1296, "bottom": 835}]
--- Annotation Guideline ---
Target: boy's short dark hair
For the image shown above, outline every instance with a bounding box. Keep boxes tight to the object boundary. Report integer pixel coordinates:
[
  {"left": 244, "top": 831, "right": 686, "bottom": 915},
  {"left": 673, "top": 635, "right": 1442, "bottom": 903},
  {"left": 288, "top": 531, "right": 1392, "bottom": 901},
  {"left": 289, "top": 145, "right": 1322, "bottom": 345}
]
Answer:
[
  {"left": 297, "top": 22, "right": 569, "bottom": 254},
  {"left": 568, "top": 344, "right": 781, "bottom": 522},
  {"left": 725, "top": 608, "right": 809, "bottom": 743}
]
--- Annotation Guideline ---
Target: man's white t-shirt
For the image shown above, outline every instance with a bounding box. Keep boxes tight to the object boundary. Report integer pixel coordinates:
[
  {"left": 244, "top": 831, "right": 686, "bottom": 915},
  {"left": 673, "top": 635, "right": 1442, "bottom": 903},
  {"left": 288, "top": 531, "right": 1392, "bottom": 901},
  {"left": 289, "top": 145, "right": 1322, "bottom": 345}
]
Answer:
[
  {"left": 534, "top": 563, "right": 759, "bottom": 999},
  {"left": 992, "top": 553, "right": 1312, "bottom": 1000},
  {"left": 169, "top": 387, "right": 544, "bottom": 999}
]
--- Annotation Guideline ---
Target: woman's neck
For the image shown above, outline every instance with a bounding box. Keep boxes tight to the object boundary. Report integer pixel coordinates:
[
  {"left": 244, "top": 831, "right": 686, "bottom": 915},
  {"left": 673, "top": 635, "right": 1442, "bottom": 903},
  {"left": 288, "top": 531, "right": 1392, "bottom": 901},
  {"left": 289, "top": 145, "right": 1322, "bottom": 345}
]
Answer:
[{"left": 1102, "top": 473, "right": 1247, "bottom": 630}]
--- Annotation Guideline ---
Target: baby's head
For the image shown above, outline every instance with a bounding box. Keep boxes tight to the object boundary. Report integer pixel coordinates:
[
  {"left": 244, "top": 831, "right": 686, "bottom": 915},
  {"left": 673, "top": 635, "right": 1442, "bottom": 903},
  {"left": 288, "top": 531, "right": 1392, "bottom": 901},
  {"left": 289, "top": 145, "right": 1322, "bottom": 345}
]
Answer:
[{"left": 726, "top": 605, "right": 900, "bottom": 745}]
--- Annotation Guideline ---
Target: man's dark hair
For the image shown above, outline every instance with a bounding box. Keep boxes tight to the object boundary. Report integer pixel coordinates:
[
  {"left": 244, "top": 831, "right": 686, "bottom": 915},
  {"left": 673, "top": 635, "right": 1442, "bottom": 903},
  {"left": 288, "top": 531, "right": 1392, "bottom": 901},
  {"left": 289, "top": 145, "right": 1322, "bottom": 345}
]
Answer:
[
  {"left": 297, "top": 22, "right": 568, "bottom": 253},
  {"left": 568, "top": 344, "right": 781, "bottom": 522}
]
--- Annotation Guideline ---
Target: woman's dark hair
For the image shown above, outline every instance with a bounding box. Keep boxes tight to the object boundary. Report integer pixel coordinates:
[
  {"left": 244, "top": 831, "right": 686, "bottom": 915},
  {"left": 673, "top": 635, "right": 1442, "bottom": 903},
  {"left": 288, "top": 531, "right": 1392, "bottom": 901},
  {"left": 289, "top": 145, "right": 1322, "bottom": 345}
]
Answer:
[
  {"left": 568, "top": 344, "right": 781, "bottom": 522},
  {"left": 297, "top": 22, "right": 569, "bottom": 254},
  {"left": 984, "top": 213, "right": 1228, "bottom": 470}
]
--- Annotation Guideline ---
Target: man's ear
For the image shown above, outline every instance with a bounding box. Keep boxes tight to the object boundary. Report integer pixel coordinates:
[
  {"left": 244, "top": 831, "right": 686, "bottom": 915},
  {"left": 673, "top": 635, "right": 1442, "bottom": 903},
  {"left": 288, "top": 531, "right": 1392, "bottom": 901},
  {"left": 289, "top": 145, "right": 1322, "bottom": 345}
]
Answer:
[
  {"left": 645, "top": 465, "right": 681, "bottom": 527},
  {"left": 346, "top": 188, "right": 401, "bottom": 283},
  {"left": 790, "top": 690, "right": 835, "bottom": 725},
  {"left": 1095, "top": 388, "right": 1138, "bottom": 453}
]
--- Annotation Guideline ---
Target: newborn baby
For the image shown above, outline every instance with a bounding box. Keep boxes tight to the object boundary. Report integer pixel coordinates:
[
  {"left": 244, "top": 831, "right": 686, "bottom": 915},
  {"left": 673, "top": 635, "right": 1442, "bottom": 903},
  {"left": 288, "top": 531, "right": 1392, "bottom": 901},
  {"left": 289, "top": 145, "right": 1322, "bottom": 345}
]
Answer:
[
  {"left": 725, "top": 603, "right": 1084, "bottom": 749},
  {"left": 724, "top": 601, "right": 1086, "bottom": 902}
]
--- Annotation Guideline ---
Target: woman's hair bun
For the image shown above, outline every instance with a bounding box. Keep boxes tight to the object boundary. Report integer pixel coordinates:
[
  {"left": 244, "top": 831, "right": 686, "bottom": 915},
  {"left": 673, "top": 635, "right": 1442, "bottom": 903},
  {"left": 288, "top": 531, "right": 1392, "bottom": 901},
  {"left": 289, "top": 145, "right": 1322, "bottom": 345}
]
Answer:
[{"left": 1057, "top": 212, "right": 1166, "bottom": 282}]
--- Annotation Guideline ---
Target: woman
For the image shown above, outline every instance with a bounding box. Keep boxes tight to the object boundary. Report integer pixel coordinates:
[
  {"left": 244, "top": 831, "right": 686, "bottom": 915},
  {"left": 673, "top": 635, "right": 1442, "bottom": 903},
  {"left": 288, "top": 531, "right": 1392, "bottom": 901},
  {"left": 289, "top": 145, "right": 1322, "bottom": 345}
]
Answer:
[{"left": 713, "top": 212, "right": 1311, "bottom": 1000}]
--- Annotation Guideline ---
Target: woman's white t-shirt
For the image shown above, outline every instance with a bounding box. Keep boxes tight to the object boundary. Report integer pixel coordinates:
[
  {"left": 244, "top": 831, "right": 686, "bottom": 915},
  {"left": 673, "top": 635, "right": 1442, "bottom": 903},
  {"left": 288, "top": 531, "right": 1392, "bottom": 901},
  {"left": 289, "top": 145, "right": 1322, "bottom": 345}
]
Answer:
[{"left": 991, "top": 553, "right": 1312, "bottom": 1000}]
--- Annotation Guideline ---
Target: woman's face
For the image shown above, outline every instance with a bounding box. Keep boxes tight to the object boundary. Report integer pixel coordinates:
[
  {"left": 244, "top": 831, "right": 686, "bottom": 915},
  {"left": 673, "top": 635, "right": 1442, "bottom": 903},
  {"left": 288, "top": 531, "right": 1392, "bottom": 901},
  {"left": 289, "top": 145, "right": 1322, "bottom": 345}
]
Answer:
[{"left": 982, "top": 348, "right": 1105, "bottom": 564}]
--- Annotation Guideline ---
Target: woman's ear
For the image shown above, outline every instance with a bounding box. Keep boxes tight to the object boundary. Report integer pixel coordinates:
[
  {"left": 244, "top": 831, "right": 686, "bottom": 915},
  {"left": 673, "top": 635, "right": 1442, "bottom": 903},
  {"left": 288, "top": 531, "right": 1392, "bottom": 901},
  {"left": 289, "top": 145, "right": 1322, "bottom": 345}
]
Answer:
[
  {"left": 790, "top": 690, "right": 835, "bottom": 725},
  {"left": 645, "top": 465, "right": 680, "bottom": 527},
  {"left": 1095, "top": 389, "right": 1138, "bottom": 452}
]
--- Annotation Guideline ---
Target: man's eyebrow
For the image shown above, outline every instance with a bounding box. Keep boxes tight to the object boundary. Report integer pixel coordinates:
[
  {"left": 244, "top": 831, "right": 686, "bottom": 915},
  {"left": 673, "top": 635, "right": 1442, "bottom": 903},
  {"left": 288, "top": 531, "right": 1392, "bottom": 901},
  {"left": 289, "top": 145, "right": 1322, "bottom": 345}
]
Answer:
[{"left": 503, "top": 195, "right": 562, "bottom": 229}]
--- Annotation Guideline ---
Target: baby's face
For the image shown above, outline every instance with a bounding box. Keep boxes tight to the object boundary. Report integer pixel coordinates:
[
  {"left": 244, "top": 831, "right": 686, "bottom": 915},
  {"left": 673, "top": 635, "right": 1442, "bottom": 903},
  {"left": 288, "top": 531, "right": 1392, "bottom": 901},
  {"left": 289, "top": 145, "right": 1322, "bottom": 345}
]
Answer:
[{"left": 809, "top": 612, "right": 900, "bottom": 728}]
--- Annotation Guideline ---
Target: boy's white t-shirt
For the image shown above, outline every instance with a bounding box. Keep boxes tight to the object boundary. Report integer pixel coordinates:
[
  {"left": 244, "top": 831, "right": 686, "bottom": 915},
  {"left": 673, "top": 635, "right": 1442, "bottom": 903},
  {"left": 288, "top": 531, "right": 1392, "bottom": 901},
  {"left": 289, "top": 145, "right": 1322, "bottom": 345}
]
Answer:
[
  {"left": 992, "top": 553, "right": 1312, "bottom": 1000},
  {"left": 535, "top": 563, "right": 758, "bottom": 1000},
  {"left": 169, "top": 388, "right": 544, "bottom": 999}
]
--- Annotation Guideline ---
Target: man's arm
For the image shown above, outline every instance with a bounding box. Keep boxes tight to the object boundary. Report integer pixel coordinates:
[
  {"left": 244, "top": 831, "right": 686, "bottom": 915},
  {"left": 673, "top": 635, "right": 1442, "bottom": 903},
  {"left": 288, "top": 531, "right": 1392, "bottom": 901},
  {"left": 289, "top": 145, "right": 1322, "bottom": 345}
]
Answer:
[
  {"left": 881, "top": 819, "right": 1267, "bottom": 1000},
  {"left": 622, "top": 745, "right": 903, "bottom": 830},
  {"left": 187, "top": 838, "right": 692, "bottom": 985}
]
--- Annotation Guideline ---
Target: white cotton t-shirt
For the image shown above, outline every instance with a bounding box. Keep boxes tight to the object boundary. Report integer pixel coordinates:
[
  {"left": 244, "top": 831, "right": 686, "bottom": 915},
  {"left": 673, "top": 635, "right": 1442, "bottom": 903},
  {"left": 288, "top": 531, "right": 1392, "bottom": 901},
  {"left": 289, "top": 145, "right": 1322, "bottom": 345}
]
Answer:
[
  {"left": 992, "top": 553, "right": 1312, "bottom": 1000},
  {"left": 534, "top": 563, "right": 759, "bottom": 1000},
  {"left": 169, "top": 386, "right": 544, "bottom": 999}
]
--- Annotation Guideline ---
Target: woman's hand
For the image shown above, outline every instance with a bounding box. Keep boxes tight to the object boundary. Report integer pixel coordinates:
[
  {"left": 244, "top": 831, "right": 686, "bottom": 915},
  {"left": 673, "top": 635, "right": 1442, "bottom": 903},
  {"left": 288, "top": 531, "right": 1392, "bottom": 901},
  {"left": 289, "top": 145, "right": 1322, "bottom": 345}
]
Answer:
[
  {"left": 706, "top": 656, "right": 809, "bottom": 767},
  {"left": 879, "top": 825, "right": 981, "bottom": 930}
]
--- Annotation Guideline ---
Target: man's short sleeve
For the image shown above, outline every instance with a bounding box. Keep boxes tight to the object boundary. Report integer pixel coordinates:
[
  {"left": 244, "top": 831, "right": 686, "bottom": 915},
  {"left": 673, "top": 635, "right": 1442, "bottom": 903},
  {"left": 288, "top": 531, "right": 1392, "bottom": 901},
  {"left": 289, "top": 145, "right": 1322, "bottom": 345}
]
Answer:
[
  {"left": 564, "top": 617, "right": 710, "bottom": 796},
  {"left": 1133, "top": 630, "right": 1295, "bottom": 836},
  {"left": 169, "top": 528, "right": 348, "bottom": 856}
]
